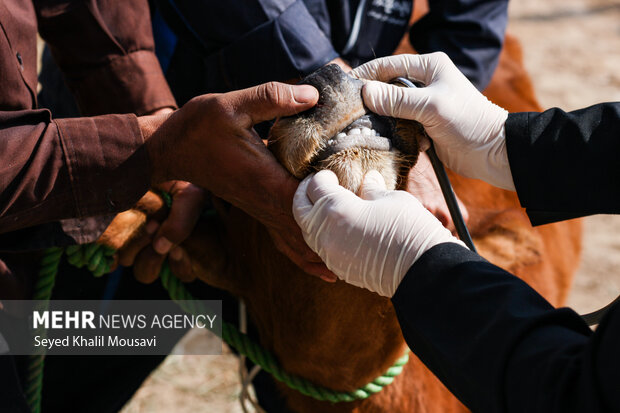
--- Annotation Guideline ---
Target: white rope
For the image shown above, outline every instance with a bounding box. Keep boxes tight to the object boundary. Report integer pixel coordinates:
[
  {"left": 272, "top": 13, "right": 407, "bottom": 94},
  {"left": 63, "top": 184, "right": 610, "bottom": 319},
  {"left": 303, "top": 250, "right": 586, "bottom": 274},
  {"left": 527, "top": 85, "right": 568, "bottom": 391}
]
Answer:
[{"left": 238, "top": 300, "right": 265, "bottom": 413}]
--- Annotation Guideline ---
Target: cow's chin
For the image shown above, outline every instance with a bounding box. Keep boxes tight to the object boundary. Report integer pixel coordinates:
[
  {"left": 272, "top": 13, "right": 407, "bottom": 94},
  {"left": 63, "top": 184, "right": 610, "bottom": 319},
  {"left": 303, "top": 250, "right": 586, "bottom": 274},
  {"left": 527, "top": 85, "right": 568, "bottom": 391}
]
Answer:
[{"left": 311, "top": 148, "right": 401, "bottom": 193}]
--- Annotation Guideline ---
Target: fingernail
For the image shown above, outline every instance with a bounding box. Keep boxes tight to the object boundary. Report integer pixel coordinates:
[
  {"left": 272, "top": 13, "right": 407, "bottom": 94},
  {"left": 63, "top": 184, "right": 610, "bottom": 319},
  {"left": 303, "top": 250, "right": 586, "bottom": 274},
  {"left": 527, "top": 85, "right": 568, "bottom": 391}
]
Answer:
[
  {"left": 145, "top": 220, "right": 159, "bottom": 235},
  {"left": 293, "top": 85, "right": 319, "bottom": 104},
  {"left": 154, "top": 237, "right": 173, "bottom": 254},
  {"left": 320, "top": 275, "right": 337, "bottom": 283},
  {"left": 169, "top": 247, "right": 183, "bottom": 262}
]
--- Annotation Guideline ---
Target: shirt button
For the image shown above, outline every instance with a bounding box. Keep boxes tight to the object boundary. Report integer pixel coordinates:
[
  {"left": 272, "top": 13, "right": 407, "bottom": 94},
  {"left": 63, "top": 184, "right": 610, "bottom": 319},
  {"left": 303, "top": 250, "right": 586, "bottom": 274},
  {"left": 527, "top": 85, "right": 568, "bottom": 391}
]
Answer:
[{"left": 16, "top": 52, "right": 23, "bottom": 70}]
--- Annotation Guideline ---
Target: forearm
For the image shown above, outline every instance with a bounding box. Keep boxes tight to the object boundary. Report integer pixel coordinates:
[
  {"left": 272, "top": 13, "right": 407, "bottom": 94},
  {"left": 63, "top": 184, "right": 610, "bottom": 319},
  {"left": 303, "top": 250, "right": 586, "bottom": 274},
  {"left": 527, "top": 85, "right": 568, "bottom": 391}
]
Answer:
[
  {"left": 0, "top": 110, "right": 151, "bottom": 234},
  {"left": 506, "top": 102, "right": 620, "bottom": 225},
  {"left": 35, "top": 0, "right": 176, "bottom": 116},
  {"left": 391, "top": 242, "right": 618, "bottom": 412}
]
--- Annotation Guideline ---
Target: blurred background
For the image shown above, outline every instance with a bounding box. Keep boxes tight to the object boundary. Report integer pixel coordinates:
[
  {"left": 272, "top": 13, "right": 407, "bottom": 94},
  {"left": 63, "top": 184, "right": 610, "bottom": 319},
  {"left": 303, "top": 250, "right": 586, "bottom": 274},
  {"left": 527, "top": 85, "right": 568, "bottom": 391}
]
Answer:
[{"left": 121, "top": 0, "right": 620, "bottom": 411}]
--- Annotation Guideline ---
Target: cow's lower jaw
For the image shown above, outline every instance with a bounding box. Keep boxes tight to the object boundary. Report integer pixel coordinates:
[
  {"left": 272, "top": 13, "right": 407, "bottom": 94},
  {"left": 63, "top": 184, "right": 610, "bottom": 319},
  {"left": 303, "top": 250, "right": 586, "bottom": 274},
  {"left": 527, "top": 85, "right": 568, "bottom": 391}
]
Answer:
[
  {"left": 309, "top": 113, "right": 401, "bottom": 191},
  {"left": 314, "top": 148, "right": 401, "bottom": 192}
]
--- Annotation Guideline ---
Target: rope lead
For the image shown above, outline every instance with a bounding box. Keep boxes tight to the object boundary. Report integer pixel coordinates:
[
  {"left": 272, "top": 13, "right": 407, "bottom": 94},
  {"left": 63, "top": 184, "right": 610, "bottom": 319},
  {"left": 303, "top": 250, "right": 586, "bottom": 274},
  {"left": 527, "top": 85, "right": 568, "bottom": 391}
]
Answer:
[{"left": 26, "top": 242, "right": 409, "bottom": 412}]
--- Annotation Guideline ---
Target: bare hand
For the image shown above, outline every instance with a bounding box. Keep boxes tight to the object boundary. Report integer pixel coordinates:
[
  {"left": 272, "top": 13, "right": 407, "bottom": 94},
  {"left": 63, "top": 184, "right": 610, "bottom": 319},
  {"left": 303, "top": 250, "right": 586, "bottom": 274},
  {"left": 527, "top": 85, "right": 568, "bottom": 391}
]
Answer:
[
  {"left": 140, "top": 82, "right": 336, "bottom": 281},
  {"left": 117, "top": 181, "right": 208, "bottom": 284}
]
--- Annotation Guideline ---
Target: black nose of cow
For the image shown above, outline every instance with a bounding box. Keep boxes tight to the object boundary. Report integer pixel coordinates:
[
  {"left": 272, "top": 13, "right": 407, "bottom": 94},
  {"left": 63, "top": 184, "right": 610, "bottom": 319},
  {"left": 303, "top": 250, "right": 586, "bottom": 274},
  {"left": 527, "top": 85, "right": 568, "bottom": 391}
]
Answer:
[
  {"left": 295, "top": 64, "right": 366, "bottom": 129},
  {"left": 299, "top": 64, "right": 363, "bottom": 103}
]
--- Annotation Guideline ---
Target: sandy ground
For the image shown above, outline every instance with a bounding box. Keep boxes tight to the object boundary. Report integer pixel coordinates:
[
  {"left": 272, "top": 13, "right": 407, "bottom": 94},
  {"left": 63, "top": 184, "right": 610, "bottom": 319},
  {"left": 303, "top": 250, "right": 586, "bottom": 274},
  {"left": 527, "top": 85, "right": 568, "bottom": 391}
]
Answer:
[
  {"left": 121, "top": 0, "right": 620, "bottom": 411},
  {"left": 508, "top": 0, "right": 620, "bottom": 314}
]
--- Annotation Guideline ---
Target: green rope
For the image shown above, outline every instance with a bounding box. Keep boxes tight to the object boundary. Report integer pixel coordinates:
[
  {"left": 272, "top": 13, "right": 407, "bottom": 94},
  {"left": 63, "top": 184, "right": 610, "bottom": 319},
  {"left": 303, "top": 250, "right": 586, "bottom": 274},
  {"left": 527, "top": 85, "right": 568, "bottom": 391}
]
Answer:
[
  {"left": 26, "top": 211, "right": 409, "bottom": 411},
  {"left": 25, "top": 247, "right": 63, "bottom": 413},
  {"left": 159, "top": 263, "right": 409, "bottom": 402}
]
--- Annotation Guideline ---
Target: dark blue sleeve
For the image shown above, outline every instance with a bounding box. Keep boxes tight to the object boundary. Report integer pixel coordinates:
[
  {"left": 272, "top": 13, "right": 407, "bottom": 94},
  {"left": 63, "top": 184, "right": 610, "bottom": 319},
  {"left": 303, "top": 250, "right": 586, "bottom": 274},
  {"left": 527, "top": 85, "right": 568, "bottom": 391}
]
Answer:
[
  {"left": 173, "top": 0, "right": 338, "bottom": 91},
  {"left": 392, "top": 243, "right": 619, "bottom": 413},
  {"left": 506, "top": 102, "right": 620, "bottom": 225},
  {"left": 409, "top": 0, "right": 508, "bottom": 90}
]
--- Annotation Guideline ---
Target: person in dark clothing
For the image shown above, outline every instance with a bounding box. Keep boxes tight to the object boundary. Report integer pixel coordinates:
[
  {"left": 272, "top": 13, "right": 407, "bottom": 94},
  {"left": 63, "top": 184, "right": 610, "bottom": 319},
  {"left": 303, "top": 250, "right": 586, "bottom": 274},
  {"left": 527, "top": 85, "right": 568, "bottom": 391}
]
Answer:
[
  {"left": 141, "top": 4, "right": 508, "bottom": 409},
  {"left": 0, "top": 2, "right": 322, "bottom": 411},
  {"left": 293, "top": 52, "right": 620, "bottom": 412},
  {"left": 154, "top": 0, "right": 508, "bottom": 95},
  {"left": 146, "top": 0, "right": 508, "bottom": 253}
]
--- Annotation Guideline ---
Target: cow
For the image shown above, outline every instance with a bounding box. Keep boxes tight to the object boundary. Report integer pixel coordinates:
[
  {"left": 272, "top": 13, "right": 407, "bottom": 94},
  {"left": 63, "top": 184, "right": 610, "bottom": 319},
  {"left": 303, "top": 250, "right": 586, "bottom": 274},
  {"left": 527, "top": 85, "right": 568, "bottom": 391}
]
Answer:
[{"left": 98, "top": 33, "right": 582, "bottom": 413}]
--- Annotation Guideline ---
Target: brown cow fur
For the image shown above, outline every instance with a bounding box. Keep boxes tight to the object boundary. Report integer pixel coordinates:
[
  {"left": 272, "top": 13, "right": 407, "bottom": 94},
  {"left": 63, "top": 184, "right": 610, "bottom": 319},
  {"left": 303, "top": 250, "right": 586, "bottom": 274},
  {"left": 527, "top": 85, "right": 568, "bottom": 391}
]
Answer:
[{"left": 98, "top": 34, "right": 581, "bottom": 413}]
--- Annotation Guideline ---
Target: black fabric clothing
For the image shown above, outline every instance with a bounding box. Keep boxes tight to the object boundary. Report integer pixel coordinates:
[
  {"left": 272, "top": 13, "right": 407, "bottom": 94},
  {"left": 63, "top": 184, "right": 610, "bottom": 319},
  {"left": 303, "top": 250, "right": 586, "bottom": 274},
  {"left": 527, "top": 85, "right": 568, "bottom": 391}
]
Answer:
[
  {"left": 410, "top": 0, "right": 508, "bottom": 91},
  {"left": 393, "top": 244, "right": 618, "bottom": 413},
  {"left": 391, "top": 102, "right": 620, "bottom": 412},
  {"left": 506, "top": 102, "right": 620, "bottom": 226},
  {"left": 157, "top": 0, "right": 507, "bottom": 101}
]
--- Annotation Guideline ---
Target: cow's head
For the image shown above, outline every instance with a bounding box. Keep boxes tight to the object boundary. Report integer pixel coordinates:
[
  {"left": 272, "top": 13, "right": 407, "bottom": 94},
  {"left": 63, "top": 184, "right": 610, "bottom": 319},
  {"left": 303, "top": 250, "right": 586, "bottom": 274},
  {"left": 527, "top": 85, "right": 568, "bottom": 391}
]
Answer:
[
  {"left": 99, "top": 64, "right": 429, "bottom": 295},
  {"left": 269, "top": 64, "right": 426, "bottom": 192}
]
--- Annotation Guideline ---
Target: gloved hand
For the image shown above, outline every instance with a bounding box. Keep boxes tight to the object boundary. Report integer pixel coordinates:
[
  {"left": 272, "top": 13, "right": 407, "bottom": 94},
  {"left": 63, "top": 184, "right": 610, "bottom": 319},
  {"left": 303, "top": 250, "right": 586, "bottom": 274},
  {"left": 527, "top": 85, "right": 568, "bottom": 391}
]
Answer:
[
  {"left": 351, "top": 53, "right": 515, "bottom": 191},
  {"left": 293, "top": 169, "right": 464, "bottom": 297}
]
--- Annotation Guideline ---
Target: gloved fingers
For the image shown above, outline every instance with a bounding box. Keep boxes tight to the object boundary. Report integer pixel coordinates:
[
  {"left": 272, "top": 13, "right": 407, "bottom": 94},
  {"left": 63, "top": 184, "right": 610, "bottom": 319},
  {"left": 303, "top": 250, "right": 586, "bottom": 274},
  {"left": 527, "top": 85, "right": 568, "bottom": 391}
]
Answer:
[
  {"left": 362, "top": 81, "right": 429, "bottom": 120},
  {"left": 305, "top": 170, "right": 349, "bottom": 204},
  {"left": 359, "top": 170, "right": 389, "bottom": 200},
  {"left": 293, "top": 172, "right": 315, "bottom": 225},
  {"left": 351, "top": 54, "right": 438, "bottom": 84}
]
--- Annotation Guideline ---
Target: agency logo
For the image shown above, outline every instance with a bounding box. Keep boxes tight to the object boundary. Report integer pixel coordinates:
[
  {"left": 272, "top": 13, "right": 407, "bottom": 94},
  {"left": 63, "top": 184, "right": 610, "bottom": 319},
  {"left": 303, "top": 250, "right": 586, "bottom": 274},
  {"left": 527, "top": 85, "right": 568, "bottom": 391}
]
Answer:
[{"left": 1, "top": 300, "right": 222, "bottom": 355}]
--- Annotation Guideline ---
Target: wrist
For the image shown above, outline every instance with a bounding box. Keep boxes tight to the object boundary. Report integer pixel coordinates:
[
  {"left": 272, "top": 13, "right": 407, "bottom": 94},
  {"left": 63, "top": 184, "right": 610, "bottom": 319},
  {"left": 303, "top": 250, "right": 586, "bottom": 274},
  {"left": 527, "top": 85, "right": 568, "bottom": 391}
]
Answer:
[
  {"left": 138, "top": 111, "right": 174, "bottom": 186},
  {"left": 400, "top": 219, "right": 464, "bottom": 272}
]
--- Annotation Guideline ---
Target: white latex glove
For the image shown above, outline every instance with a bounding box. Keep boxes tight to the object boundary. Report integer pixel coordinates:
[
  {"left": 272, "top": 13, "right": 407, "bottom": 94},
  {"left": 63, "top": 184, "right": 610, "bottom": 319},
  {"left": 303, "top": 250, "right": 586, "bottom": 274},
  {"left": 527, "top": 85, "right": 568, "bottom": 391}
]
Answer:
[
  {"left": 352, "top": 53, "right": 515, "bottom": 191},
  {"left": 293, "top": 169, "right": 464, "bottom": 297}
]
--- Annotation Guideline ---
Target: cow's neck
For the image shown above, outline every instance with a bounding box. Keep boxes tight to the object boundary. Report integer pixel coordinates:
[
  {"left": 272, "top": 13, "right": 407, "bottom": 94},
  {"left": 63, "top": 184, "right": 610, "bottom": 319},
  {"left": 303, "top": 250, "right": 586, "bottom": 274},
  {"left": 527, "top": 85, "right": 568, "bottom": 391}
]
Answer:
[{"left": 226, "top": 211, "right": 408, "bottom": 391}]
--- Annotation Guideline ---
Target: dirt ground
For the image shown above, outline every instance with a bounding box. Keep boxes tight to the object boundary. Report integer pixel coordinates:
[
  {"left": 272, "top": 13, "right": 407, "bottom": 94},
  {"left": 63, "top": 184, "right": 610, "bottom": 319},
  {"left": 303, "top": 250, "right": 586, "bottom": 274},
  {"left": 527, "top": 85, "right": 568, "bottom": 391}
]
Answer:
[
  {"left": 121, "top": 0, "right": 620, "bottom": 411},
  {"left": 508, "top": 0, "right": 620, "bottom": 314}
]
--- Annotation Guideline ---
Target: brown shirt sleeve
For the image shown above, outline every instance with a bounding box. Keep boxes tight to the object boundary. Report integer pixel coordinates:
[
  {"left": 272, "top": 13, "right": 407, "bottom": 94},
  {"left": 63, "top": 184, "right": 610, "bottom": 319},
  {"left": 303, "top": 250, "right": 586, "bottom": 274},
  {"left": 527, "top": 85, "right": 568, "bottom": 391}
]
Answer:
[
  {"left": 0, "top": 109, "right": 150, "bottom": 236},
  {"left": 34, "top": 0, "right": 177, "bottom": 116}
]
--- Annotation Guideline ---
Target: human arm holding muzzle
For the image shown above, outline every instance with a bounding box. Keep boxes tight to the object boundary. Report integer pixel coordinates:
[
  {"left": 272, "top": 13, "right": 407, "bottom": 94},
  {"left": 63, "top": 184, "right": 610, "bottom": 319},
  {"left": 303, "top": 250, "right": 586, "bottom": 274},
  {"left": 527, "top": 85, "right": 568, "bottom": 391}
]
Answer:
[
  {"left": 293, "top": 170, "right": 618, "bottom": 412},
  {"left": 293, "top": 53, "right": 620, "bottom": 412},
  {"left": 352, "top": 53, "right": 620, "bottom": 223}
]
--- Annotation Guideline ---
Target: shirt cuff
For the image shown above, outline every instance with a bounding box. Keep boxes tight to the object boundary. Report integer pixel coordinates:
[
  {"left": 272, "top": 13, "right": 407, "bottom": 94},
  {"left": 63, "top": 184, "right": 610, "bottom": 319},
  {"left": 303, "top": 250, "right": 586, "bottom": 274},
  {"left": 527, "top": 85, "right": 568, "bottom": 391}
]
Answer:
[
  {"left": 69, "top": 51, "right": 177, "bottom": 116},
  {"left": 395, "top": 242, "right": 488, "bottom": 299},
  {"left": 54, "top": 114, "right": 150, "bottom": 218}
]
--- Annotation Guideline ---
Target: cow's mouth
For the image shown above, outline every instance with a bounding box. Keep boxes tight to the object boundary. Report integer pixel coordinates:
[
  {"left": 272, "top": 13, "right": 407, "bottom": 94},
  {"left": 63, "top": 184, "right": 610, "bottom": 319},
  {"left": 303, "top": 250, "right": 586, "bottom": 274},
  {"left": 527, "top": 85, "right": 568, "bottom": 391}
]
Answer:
[
  {"left": 269, "top": 64, "right": 421, "bottom": 192},
  {"left": 310, "top": 113, "right": 393, "bottom": 166}
]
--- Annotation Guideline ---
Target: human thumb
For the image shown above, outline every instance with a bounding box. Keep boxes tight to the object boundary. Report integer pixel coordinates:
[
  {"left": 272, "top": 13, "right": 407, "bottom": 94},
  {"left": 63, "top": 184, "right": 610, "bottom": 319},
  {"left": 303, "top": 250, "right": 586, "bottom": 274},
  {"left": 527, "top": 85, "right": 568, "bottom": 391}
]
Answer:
[
  {"left": 359, "top": 170, "right": 389, "bottom": 200},
  {"left": 235, "top": 82, "right": 319, "bottom": 125}
]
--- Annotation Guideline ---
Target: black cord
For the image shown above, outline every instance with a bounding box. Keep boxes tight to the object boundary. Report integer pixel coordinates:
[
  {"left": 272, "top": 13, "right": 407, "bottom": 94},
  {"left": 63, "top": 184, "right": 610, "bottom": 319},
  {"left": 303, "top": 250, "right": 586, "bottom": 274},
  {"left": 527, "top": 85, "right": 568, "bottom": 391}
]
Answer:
[
  {"left": 390, "top": 77, "right": 477, "bottom": 252},
  {"left": 387, "top": 77, "right": 620, "bottom": 326},
  {"left": 425, "top": 143, "right": 477, "bottom": 252}
]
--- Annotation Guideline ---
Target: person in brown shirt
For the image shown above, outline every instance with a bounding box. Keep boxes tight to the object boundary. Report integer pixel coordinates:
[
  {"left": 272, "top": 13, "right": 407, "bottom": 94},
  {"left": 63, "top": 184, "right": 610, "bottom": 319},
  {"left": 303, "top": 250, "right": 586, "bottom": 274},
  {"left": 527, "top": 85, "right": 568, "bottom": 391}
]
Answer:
[
  {"left": 0, "top": 1, "right": 321, "bottom": 411},
  {"left": 0, "top": 0, "right": 324, "bottom": 274}
]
